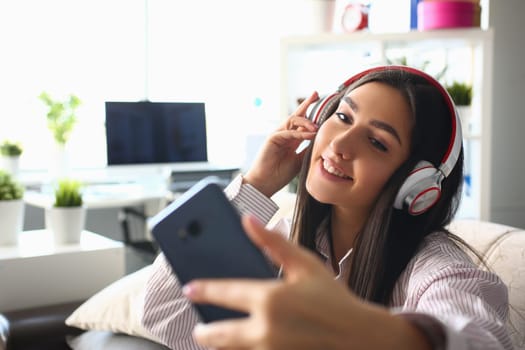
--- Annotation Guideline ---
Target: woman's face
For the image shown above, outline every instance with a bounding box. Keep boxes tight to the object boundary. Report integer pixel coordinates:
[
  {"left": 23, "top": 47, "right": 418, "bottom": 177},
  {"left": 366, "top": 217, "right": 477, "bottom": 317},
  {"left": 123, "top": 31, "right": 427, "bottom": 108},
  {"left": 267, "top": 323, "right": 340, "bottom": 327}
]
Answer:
[{"left": 306, "top": 81, "right": 413, "bottom": 216}]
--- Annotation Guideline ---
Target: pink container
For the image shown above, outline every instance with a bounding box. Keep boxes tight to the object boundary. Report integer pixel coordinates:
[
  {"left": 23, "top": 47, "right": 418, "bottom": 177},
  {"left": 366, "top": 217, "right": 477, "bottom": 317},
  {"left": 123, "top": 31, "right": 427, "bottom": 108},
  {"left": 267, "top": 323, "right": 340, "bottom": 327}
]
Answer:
[{"left": 417, "top": 1, "right": 481, "bottom": 30}]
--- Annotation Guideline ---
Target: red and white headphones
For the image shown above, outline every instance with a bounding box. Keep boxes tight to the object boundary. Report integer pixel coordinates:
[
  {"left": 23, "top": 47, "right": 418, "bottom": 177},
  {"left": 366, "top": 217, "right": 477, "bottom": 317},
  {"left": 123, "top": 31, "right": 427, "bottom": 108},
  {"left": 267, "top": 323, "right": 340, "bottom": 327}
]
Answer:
[{"left": 306, "top": 65, "right": 462, "bottom": 215}]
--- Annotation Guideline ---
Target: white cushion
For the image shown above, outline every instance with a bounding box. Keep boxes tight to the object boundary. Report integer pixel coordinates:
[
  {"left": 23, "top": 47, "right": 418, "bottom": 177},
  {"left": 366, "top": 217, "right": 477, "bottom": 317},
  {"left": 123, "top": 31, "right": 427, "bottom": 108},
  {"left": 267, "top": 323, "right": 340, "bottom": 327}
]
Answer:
[
  {"left": 65, "top": 265, "right": 162, "bottom": 344},
  {"left": 449, "top": 219, "right": 525, "bottom": 349}
]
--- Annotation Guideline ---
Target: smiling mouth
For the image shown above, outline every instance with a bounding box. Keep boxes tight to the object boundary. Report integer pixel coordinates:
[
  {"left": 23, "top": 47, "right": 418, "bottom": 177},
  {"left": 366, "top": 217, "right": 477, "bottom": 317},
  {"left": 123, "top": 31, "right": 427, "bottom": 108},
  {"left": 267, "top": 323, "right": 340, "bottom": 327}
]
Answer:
[{"left": 322, "top": 159, "right": 353, "bottom": 180}]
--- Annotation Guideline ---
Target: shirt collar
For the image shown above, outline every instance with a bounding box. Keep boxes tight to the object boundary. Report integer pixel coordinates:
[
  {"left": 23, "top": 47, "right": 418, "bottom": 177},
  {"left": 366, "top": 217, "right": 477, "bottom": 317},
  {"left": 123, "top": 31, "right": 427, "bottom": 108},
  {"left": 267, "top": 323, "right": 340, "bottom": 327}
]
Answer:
[{"left": 314, "top": 218, "right": 353, "bottom": 281}]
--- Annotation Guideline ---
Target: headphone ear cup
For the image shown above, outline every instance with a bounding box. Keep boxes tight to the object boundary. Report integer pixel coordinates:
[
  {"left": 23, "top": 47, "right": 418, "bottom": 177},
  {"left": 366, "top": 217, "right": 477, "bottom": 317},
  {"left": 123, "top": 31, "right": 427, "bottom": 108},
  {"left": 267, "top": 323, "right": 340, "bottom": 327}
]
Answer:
[
  {"left": 394, "top": 161, "right": 443, "bottom": 215},
  {"left": 307, "top": 90, "right": 345, "bottom": 125},
  {"left": 306, "top": 97, "right": 325, "bottom": 123}
]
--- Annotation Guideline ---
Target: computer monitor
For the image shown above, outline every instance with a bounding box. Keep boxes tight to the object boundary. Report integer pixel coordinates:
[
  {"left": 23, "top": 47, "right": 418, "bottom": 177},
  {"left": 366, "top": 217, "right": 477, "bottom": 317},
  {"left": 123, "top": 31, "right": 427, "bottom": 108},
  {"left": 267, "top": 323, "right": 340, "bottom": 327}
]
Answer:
[{"left": 105, "top": 101, "right": 208, "bottom": 165}]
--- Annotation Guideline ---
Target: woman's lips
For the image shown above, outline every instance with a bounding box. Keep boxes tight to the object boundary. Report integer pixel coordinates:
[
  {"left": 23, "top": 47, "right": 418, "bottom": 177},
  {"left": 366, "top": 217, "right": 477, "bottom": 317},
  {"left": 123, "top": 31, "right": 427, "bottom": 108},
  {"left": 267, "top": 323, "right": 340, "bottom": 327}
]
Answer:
[{"left": 321, "top": 158, "right": 353, "bottom": 180}]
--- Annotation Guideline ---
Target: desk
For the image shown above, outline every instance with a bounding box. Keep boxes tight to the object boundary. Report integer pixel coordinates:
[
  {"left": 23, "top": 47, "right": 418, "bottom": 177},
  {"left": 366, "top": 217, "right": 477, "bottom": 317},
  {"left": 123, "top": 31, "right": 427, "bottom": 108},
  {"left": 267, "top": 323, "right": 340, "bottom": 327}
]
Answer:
[
  {"left": 20, "top": 164, "right": 240, "bottom": 250},
  {"left": 0, "top": 230, "right": 125, "bottom": 312},
  {"left": 21, "top": 162, "right": 240, "bottom": 211},
  {"left": 23, "top": 184, "right": 167, "bottom": 252},
  {"left": 24, "top": 182, "right": 168, "bottom": 211}
]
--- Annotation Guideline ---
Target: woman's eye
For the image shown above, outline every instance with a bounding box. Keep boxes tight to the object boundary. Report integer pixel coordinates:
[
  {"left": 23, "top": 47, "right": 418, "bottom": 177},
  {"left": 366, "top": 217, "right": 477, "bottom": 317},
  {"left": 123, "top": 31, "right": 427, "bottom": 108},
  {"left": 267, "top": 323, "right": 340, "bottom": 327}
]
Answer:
[
  {"left": 370, "top": 138, "right": 388, "bottom": 152},
  {"left": 335, "top": 112, "right": 350, "bottom": 123},
  {"left": 334, "top": 113, "right": 387, "bottom": 152}
]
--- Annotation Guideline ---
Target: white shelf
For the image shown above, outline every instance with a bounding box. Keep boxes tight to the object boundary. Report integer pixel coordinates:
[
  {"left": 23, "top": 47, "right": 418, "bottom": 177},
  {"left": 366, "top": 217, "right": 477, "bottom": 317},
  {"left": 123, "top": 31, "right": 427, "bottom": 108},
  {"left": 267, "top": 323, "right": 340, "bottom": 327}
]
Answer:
[
  {"left": 0, "top": 230, "right": 125, "bottom": 312},
  {"left": 280, "top": 28, "right": 492, "bottom": 47}
]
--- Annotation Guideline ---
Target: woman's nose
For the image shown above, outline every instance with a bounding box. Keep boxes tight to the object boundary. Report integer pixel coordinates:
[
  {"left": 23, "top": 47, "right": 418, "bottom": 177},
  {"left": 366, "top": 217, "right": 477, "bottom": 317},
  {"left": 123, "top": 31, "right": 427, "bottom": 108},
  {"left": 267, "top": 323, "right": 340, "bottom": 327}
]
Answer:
[{"left": 330, "top": 128, "right": 358, "bottom": 160}]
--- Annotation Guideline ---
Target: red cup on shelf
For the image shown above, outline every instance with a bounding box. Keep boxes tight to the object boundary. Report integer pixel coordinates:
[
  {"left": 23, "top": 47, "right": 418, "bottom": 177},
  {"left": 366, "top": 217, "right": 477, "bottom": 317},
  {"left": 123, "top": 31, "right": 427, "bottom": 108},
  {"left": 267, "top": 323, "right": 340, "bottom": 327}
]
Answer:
[{"left": 417, "top": 0, "right": 481, "bottom": 30}]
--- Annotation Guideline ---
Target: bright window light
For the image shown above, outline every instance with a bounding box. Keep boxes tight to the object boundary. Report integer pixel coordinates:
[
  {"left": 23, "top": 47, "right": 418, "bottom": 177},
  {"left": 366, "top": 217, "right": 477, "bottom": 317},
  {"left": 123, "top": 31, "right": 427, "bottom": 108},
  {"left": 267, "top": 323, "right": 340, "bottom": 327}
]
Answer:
[{"left": 0, "top": 0, "right": 366, "bottom": 173}]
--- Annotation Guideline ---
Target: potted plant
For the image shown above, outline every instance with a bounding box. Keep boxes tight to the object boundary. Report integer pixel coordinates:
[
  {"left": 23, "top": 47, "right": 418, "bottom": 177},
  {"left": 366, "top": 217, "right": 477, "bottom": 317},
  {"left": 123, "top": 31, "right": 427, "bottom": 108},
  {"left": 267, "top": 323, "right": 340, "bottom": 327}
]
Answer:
[
  {"left": 0, "top": 170, "right": 25, "bottom": 245},
  {"left": 45, "top": 178, "right": 86, "bottom": 244},
  {"left": 39, "top": 92, "right": 82, "bottom": 145},
  {"left": 446, "top": 81, "right": 473, "bottom": 133},
  {"left": 38, "top": 91, "right": 81, "bottom": 178},
  {"left": 446, "top": 81, "right": 473, "bottom": 106},
  {"left": 0, "top": 140, "right": 23, "bottom": 178},
  {"left": 0, "top": 140, "right": 23, "bottom": 157}
]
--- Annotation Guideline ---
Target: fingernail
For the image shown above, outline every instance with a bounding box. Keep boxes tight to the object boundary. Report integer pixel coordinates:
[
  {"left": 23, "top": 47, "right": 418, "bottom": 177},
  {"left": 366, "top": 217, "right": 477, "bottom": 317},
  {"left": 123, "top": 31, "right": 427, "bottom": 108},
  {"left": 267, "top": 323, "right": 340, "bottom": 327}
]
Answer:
[
  {"left": 182, "top": 283, "right": 196, "bottom": 297},
  {"left": 247, "top": 214, "right": 262, "bottom": 226},
  {"left": 193, "top": 322, "right": 208, "bottom": 337}
]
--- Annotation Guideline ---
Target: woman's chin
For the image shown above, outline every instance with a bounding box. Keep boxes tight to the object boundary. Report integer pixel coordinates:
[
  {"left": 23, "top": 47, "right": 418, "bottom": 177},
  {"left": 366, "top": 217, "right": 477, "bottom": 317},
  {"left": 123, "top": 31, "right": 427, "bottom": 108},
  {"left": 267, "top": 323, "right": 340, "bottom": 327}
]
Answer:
[{"left": 305, "top": 180, "right": 333, "bottom": 205}]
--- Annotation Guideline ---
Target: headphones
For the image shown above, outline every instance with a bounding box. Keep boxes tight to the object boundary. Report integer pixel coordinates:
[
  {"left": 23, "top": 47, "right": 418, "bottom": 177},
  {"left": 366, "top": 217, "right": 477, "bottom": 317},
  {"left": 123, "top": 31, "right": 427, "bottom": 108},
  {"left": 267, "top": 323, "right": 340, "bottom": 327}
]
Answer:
[{"left": 306, "top": 65, "right": 462, "bottom": 215}]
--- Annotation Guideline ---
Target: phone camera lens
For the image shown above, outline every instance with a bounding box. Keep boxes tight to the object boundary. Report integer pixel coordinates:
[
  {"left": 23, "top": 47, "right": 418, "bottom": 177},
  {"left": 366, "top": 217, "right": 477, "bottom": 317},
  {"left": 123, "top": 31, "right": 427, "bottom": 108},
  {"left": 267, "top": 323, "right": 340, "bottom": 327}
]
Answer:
[{"left": 187, "top": 220, "right": 201, "bottom": 237}]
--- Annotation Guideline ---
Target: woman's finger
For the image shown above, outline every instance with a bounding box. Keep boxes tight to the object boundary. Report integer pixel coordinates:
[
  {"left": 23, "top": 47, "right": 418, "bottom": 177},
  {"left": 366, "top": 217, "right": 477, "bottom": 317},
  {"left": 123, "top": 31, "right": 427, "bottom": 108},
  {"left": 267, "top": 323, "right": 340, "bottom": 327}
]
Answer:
[
  {"left": 192, "top": 319, "right": 257, "bottom": 349},
  {"left": 296, "top": 91, "right": 319, "bottom": 115},
  {"left": 281, "top": 91, "right": 319, "bottom": 131},
  {"left": 271, "top": 129, "right": 317, "bottom": 146},
  {"left": 183, "top": 278, "right": 278, "bottom": 313},
  {"left": 285, "top": 115, "right": 319, "bottom": 132}
]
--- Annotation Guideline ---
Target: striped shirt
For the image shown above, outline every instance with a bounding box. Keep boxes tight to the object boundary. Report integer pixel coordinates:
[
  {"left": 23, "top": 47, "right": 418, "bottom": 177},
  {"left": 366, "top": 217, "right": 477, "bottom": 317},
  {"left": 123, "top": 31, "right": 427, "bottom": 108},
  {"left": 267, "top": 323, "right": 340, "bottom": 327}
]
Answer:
[{"left": 141, "top": 175, "right": 513, "bottom": 350}]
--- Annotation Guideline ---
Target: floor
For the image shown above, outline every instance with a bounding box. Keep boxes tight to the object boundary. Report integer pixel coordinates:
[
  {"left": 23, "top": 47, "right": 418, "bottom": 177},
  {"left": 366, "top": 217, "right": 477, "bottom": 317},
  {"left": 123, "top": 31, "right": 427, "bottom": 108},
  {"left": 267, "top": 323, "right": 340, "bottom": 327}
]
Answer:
[{"left": 125, "top": 245, "right": 158, "bottom": 274}]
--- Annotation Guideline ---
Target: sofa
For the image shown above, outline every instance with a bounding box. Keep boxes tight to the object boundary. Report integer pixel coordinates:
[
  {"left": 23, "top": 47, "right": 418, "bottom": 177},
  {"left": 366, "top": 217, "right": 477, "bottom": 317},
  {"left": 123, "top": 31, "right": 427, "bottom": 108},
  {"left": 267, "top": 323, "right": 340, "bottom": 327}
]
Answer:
[{"left": 1, "top": 192, "right": 524, "bottom": 349}]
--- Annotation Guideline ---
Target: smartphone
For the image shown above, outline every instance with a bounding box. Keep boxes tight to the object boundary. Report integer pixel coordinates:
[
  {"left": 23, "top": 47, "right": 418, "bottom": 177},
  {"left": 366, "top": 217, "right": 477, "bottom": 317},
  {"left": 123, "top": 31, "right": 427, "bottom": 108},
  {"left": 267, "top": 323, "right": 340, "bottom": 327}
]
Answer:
[{"left": 148, "top": 176, "right": 278, "bottom": 322}]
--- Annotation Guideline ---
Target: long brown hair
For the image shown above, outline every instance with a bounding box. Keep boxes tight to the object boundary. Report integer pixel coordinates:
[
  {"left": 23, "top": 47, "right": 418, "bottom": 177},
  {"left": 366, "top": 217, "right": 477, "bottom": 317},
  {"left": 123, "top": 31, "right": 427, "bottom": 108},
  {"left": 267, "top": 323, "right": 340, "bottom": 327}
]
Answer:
[{"left": 289, "top": 68, "right": 470, "bottom": 304}]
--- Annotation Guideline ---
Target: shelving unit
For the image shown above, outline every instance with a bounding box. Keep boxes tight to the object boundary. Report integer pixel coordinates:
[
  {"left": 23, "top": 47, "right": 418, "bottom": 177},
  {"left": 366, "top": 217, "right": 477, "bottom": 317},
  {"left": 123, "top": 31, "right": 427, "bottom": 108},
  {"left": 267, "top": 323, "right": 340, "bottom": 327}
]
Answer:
[{"left": 280, "top": 28, "right": 494, "bottom": 220}]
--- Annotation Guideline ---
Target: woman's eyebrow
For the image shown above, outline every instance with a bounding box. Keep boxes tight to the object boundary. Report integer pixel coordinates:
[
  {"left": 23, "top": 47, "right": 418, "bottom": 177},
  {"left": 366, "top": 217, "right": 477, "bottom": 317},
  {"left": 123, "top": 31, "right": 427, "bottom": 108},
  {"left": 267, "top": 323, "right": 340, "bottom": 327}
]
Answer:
[
  {"left": 342, "top": 96, "right": 402, "bottom": 146},
  {"left": 370, "top": 120, "right": 402, "bottom": 146},
  {"left": 342, "top": 96, "right": 358, "bottom": 112}
]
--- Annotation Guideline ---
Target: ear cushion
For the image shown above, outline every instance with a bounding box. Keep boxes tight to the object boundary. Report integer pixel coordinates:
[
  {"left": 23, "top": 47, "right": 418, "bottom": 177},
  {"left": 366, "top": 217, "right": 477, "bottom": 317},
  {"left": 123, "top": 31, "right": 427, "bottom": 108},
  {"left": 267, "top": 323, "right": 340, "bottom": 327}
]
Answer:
[
  {"left": 393, "top": 161, "right": 443, "bottom": 215},
  {"left": 307, "top": 90, "right": 346, "bottom": 125}
]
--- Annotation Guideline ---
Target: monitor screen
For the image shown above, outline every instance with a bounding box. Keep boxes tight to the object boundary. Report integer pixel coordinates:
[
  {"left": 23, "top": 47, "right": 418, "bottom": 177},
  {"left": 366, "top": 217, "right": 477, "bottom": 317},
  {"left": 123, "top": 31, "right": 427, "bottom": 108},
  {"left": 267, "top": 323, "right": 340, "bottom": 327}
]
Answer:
[{"left": 105, "top": 101, "right": 208, "bottom": 165}]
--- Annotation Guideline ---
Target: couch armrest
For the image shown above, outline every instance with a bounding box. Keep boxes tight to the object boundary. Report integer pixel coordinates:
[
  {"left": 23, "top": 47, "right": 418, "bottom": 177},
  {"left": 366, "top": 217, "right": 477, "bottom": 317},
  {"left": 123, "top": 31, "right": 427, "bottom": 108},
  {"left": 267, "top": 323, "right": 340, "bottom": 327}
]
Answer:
[
  {"left": 1, "top": 301, "right": 85, "bottom": 350},
  {"left": 0, "top": 314, "right": 8, "bottom": 350}
]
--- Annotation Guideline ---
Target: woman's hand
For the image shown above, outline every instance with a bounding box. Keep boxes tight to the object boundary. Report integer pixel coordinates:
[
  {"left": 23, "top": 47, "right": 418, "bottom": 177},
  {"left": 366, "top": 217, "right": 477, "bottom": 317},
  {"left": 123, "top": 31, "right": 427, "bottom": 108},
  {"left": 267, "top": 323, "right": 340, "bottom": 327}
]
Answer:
[
  {"left": 183, "top": 214, "right": 353, "bottom": 349},
  {"left": 182, "top": 215, "right": 432, "bottom": 350},
  {"left": 243, "top": 92, "right": 320, "bottom": 197}
]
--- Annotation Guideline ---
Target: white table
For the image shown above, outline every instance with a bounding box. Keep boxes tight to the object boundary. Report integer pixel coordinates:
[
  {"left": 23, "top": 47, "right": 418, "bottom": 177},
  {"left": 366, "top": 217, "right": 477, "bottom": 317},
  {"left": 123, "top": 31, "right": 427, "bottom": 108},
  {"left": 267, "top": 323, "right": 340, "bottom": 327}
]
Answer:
[
  {"left": 23, "top": 182, "right": 168, "bottom": 212},
  {"left": 0, "top": 230, "right": 125, "bottom": 312},
  {"left": 23, "top": 183, "right": 170, "bottom": 245}
]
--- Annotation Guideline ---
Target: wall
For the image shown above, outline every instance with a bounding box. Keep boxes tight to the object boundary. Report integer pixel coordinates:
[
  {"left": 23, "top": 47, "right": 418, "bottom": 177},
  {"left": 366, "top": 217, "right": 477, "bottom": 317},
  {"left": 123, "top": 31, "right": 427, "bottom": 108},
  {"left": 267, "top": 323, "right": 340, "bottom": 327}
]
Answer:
[{"left": 489, "top": 1, "right": 525, "bottom": 228}]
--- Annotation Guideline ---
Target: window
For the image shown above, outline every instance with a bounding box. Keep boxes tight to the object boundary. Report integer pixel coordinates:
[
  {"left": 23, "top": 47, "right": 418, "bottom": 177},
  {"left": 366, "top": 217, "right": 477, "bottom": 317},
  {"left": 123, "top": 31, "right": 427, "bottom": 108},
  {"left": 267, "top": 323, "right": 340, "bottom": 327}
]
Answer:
[
  {"left": 0, "top": 0, "right": 146, "bottom": 170},
  {"left": 0, "top": 0, "right": 321, "bottom": 173}
]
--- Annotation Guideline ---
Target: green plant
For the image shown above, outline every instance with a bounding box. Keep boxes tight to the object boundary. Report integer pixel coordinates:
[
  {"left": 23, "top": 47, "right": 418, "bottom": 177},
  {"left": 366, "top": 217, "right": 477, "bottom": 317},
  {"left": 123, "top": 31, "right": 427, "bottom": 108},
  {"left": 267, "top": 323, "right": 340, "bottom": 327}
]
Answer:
[
  {"left": 446, "top": 81, "right": 472, "bottom": 106},
  {"left": 0, "top": 140, "right": 23, "bottom": 156},
  {"left": 0, "top": 170, "right": 24, "bottom": 200},
  {"left": 54, "top": 178, "right": 83, "bottom": 207},
  {"left": 39, "top": 91, "right": 82, "bottom": 145}
]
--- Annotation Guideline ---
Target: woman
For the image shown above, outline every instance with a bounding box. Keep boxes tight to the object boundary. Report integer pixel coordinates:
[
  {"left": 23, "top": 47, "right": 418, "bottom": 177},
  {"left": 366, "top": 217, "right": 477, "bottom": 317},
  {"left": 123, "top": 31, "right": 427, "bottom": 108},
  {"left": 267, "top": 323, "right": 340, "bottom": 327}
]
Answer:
[{"left": 141, "top": 66, "right": 513, "bottom": 349}]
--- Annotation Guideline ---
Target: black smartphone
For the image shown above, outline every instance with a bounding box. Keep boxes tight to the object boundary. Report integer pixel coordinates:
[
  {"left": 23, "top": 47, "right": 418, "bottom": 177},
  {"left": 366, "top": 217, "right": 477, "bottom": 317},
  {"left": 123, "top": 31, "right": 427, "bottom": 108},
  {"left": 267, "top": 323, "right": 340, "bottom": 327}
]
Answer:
[{"left": 149, "top": 176, "right": 278, "bottom": 323}]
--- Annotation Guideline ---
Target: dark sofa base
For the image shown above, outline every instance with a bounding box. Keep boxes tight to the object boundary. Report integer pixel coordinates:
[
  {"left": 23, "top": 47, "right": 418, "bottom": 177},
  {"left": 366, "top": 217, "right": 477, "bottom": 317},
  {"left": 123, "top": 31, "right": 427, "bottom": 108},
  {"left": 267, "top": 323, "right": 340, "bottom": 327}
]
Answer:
[{"left": 0, "top": 301, "right": 85, "bottom": 350}]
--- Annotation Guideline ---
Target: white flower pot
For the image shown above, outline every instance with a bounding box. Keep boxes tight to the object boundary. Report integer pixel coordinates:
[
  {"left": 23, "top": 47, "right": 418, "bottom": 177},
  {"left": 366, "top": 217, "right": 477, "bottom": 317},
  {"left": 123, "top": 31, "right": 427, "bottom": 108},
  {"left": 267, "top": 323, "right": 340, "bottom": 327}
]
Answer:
[
  {"left": 49, "top": 143, "right": 70, "bottom": 179},
  {"left": 45, "top": 206, "right": 86, "bottom": 245},
  {"left": 0, "top": 199, "right": 25, "bottom": 245},
  {"left": 1, "top": 156, "right": 20, "bottom": 179}
]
